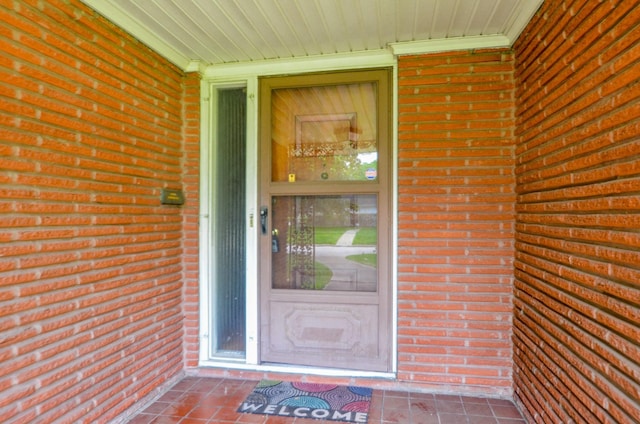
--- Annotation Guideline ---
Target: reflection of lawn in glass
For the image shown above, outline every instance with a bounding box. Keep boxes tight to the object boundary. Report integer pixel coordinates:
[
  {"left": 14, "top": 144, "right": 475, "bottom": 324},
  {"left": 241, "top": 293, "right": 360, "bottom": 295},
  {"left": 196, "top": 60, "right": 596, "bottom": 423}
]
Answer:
[
  {"left": 314, "top": 227, "right": 349, "bottom": 244},
  {"left": 352, "top": 227, "right": 376, "bottom": 245},
  {"left": 346, "top": 253, "right": 377, "bottom": 267},
  {"left": 313, "top": 261, "right": 332, "bottom": 290},
  {"left": 314, "top": 227, "right": 377, "bottom": 245},
  {"left": 311, "top": 227, "right": 377, "bottom": 290}
]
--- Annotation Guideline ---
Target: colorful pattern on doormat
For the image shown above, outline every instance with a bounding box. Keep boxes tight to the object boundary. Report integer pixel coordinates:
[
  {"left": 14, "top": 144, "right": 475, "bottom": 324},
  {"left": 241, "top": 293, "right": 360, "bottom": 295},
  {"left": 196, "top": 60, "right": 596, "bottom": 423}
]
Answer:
[{"left": 237, "top": 380, "right": 372, "bottom": 423}]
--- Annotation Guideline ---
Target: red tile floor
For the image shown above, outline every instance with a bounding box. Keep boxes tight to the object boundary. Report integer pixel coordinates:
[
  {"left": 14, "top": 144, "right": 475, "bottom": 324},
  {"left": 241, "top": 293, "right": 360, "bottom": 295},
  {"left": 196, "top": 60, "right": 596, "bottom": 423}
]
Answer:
[{"left": 126, "top": 377, "right": 527, "bottom": 424}]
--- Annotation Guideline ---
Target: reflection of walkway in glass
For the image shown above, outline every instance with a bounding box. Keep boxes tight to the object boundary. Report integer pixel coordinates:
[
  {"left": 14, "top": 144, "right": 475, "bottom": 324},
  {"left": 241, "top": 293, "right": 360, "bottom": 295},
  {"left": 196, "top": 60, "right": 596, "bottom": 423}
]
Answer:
[
  {"left": 316, "top": 228, "right": 376, "bottom": 291},
  {"left": 336, "top": 229, "right": 359, "bottom": 246}
]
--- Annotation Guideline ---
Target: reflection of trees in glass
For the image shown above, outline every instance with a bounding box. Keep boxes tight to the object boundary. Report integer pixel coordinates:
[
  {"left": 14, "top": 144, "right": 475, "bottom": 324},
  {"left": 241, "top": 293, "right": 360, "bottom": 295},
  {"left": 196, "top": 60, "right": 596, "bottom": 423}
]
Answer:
[
  {"left": 334, "top": 155, "right": 377, "bottom": 181},
  {"left": 313, "top": 197, "right": 352, "bottom": 227},
  {"left": 313, "top": 194, "right": 377, "bottom": 228},
  {"left": 288, "top": 141, "right": 377, "bottom": 181},
  {"left": 287, "top": 197, "right": 315, "bottom": 289},
  {"left": 284, "top": 195, "right": 377, "bottom": 291}
]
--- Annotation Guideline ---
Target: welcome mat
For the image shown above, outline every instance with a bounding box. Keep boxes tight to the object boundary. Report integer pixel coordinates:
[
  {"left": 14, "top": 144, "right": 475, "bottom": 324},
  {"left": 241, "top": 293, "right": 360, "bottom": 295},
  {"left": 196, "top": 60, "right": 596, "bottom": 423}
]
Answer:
[{"left": 237, "top": 380, "right": 372, "bottom": 423}]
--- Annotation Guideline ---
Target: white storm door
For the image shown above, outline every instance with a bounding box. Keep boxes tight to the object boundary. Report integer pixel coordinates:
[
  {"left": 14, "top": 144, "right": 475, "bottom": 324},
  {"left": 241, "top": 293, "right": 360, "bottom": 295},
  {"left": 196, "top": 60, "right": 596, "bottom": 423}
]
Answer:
[{"left": 258, "top": 69, "right": 392, "bottom": 372}]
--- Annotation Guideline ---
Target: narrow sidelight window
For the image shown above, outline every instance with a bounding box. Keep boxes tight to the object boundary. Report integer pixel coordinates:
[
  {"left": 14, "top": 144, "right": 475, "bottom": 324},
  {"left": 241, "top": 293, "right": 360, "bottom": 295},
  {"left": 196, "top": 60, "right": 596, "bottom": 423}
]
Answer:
[{"left": 212, "top": 87, "right": 247, "bottom": 357}]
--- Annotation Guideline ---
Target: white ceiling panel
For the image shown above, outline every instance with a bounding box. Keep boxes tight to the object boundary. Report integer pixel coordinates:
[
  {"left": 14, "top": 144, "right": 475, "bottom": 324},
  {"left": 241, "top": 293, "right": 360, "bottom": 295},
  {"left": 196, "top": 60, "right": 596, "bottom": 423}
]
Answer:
[{"left": 80, "top": 0, "right": 544, "bottom": 71}]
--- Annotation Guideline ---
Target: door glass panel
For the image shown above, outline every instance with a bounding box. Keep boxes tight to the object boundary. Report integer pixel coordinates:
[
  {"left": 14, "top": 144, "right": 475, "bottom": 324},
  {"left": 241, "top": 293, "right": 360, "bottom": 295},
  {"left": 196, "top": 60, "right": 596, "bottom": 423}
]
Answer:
[
  {"left": 271, "top": 83, "right": 378, "bottom": 182},
  {"left": 271, "top": 194, "right": 377, "bottom": 292}
]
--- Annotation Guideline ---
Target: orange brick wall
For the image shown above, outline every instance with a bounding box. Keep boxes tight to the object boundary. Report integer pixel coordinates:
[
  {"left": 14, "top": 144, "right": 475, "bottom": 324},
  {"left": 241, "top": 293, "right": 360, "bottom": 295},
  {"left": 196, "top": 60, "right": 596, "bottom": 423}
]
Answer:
[
  {"left": 513, "top": 0, "right": 640, "bottom": 422},
  {"left": 181, "top": 74, "right": 201, "bottom": 369},
  {"left": 4, "top": 0, "right": 638, "bottom": 420},
  {"left": 0, "top": 1, "right": 197, "bottom": 422},
  {"left": 397, "top": 50, "right": 516, "bottom": 394}
]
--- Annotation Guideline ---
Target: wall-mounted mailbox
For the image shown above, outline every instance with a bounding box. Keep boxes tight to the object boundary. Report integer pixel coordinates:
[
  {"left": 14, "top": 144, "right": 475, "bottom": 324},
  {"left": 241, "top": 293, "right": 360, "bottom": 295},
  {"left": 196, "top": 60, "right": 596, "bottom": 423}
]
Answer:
[{"left": 161, "top": 188, "right": 185, "bottom": 205}]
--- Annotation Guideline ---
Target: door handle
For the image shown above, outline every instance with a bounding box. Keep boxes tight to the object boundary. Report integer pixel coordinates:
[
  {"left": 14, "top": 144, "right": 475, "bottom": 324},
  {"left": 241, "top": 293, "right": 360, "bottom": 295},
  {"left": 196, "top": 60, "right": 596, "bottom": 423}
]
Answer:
[{"left": 260, "top": 206, "right": 268, "bottom": 235}]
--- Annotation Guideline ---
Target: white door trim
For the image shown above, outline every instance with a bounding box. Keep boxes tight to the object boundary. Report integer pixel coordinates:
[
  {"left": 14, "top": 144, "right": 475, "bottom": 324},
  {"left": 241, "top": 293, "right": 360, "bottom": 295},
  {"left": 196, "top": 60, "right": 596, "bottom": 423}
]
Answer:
[{"left": 197, "top": 54, "right": 398, "bottom": 376}]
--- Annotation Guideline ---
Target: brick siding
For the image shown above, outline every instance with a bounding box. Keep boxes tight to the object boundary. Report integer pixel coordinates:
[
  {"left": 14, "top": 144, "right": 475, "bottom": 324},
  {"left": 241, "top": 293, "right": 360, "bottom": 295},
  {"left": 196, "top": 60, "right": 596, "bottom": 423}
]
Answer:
[
  {"left": 0, "top": 0, "right": 193, "bottom": 422},
  {"left": 513, "top": 0, "right": 640, "bottom": 422},
  {"left": 181, "top": 73, "right": 201, "bottom": 369},
  {"left": 397, "top": 50, "right": 517, "bottom": 394},
  {"left": 3, "top": 0, "right": 639, "bottom": 421}
]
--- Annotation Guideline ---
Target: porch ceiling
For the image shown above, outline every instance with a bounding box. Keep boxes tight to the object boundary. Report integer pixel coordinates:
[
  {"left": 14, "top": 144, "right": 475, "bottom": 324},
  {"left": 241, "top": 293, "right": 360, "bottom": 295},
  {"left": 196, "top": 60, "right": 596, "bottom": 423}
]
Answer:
[{"left": 80, "top": 0, "right": 543, "bottom": 71}]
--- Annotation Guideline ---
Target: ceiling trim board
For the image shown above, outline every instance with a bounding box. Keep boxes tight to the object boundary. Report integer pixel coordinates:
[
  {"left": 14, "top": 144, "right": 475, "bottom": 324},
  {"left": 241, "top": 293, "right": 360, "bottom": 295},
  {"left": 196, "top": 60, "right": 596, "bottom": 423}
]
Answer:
[
  {"left": 186, "top": 60, "right": 207, "bottom": 74},
  {"left": 81, "top": 0, "right": 192, "bottom": 70},
  {"left": 389, "top": 34, "right": 511, "bottom": 56},
  {"left": 202, "top": 49, "right": 396, "bottom": 80}
]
